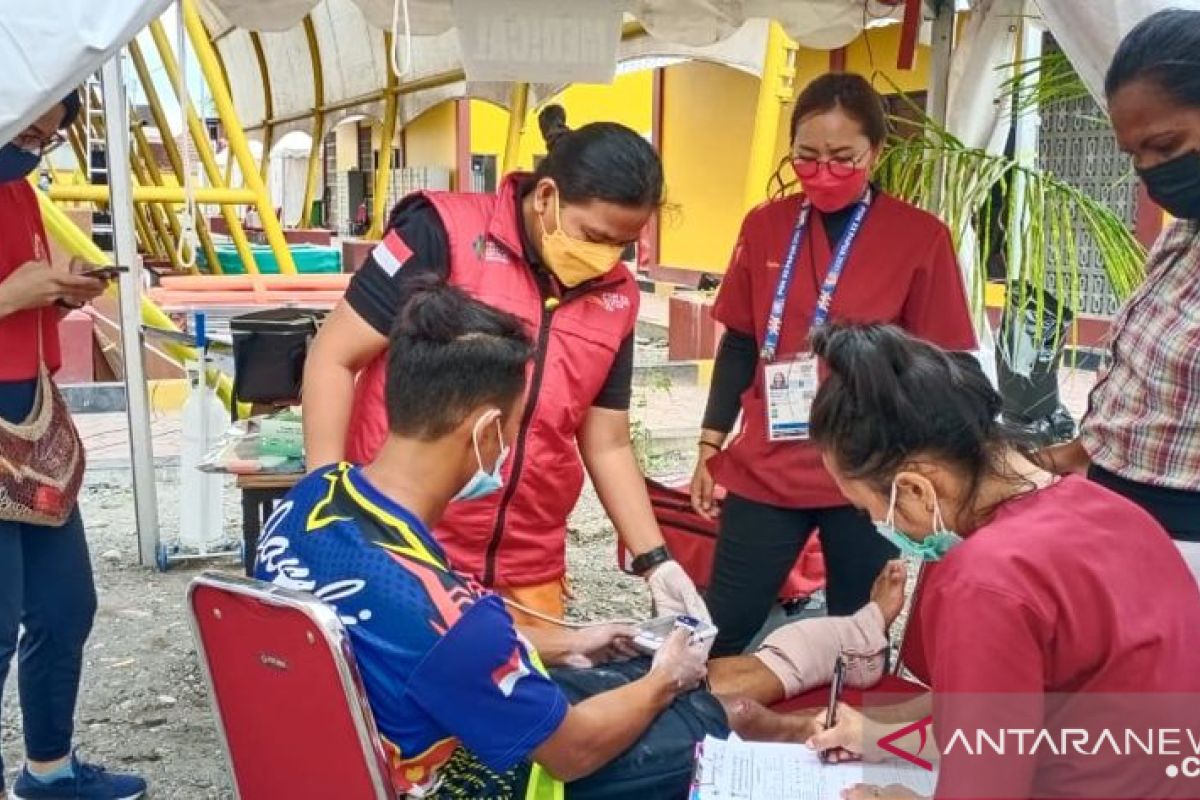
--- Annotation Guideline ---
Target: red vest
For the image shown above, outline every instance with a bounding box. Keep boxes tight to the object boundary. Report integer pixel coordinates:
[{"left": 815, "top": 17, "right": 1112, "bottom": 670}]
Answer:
[{"left": 346, "top": 175, "right": 640, "bottom": 588}]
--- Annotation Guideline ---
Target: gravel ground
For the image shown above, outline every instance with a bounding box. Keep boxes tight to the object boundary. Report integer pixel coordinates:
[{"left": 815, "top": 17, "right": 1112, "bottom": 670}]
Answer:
[{"left": 0, "top": 466, "right": 666, "bottom": 797}]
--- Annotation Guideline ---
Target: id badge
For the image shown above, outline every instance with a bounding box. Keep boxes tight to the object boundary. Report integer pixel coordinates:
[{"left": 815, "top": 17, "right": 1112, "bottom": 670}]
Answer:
[{"left": 764, "top": 355, "right": 819, "bottom": 442}]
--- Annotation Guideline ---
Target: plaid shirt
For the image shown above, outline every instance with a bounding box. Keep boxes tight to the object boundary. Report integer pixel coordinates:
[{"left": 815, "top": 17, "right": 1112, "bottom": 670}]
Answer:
[{"left": 1081, "top": 219, "right": 1200, "bottom": 490}]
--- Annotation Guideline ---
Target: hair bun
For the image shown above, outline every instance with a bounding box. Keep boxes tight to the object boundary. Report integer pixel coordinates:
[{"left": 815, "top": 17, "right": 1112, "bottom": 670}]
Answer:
[
  {"left": 538, "top": 104, "right": 571, "bottom": 151},
  {"left": 394, "top": 274, "right": 469, "bottom": 344}
]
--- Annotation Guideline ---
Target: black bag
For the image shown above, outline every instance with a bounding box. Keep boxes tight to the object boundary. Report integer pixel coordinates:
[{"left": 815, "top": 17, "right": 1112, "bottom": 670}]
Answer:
[
  {"left": 995, "top": 283, "right": 1076, "bottom": 445},
  {"left": 230, "top": 308, "right": 326, "bottom": 405},
  {"left": 551, "top": 658, "right": 729, "bottom": 799}
]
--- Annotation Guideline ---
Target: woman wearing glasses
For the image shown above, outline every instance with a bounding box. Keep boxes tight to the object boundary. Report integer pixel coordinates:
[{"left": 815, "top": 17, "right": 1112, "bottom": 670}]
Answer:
[
  {"left": 0, "top": 93, "right": 148, "bottom": 799},
  {"left": 692, "top": 73, "right": 977, "bottom": 656}
]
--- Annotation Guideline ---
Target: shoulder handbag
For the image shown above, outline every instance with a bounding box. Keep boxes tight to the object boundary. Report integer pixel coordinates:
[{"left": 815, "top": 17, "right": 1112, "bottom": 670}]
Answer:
[{"left": 0, "top": 310, "right": 86, "bottom": 526}]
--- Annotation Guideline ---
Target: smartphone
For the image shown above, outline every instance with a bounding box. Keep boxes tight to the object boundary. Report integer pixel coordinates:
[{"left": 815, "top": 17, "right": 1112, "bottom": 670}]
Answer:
[
  {"left": 80, "top": 265, "right": 129, "bottom": 281},
  {"left": 632, "top": 614, "right": 718, "bottom": 655}
]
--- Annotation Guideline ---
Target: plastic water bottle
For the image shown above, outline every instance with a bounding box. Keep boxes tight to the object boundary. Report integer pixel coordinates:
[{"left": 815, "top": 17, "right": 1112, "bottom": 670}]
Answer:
[{"left": 179, "top": 316, "right": 227, "bottom": 549}]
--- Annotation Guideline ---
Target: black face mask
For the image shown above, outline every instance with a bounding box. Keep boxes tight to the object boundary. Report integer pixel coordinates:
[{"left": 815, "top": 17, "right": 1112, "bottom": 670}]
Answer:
[{"left": 1138, "top": 149, "right": 1200, "bottom": 220}]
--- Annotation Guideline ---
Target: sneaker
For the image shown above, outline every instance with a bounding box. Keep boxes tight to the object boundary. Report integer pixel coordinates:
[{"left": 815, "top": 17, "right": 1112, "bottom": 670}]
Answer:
[{"left": 11, "top": 755, "right": 146, "bottom": 800}]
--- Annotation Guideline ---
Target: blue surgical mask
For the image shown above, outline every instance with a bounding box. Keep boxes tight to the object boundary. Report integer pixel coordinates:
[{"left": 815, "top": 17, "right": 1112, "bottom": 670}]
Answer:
[
  {"left": 0, "top": 143, "right": 40, "bottom": 183},
  {"left": 453, "top": 412, "right": 509, "bottom": 503},
  {"left": 874, "top": 480, "right": 962, "bottom": 562}
]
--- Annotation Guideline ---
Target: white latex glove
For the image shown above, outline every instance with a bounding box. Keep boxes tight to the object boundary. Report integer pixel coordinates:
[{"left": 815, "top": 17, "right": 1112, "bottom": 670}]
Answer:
[
  {"left": 650, "top": 627, "right": 708, "bottom": 692},
  {"left": 647, "top": 560, "right": 711, "bottom": 624}
]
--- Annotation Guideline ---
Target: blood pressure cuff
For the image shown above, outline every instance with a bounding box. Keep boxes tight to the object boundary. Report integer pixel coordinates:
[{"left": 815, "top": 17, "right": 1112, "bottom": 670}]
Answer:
[{"left": 549, "top": 658, "right": 729, "bottom": 800}]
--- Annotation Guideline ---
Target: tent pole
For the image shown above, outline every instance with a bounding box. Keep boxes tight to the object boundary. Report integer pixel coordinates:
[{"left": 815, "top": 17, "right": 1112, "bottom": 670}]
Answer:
[
  {"left": 367, "top": 32, "right": 400, "bottom": 240},
  {"left": 249, "top": 32, "right": 274, "bottom": 179},
  {"left": 743, "top": 20, "right": 797, "bottom": 212},
  {"left": 502, "top": 82, "right": 530, "bottom": 178},
  {"left": 300, "top": 15, "right": 326, "bottom": 229},
  {"left": 101, "top": 54, "right": 161, "bottom": 569},
  {"left": 927, "top": 0, "right": 955, "bottom": 207}
]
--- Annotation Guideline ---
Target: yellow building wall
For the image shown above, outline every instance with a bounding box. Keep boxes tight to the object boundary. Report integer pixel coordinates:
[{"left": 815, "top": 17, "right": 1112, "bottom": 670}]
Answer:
[
  {"left": 334, "top": 123, "right": 358, "bottom": 171},
  {"left": 514, "top": 71, "right": 655, "bottom": 168},
  {"left": 404, "top": 101, "right": 458, "bottom": 184},
  {"left": 471, "top": 100, "right": 510, "bottom": 157},
  {"left": 465, "top": 71, "right": 655, "bottom": 172},
  {"left": 658, "top": 61, "right": 759, "bottom": 272},
  {"left": 844, "top": 25, "right": 932, "bottom": 94}
]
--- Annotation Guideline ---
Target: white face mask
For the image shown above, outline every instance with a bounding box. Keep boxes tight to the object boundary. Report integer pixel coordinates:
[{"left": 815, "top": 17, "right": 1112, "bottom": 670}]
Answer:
[{"left": 452, "top": 411, "right": 509, "bottom": 503}]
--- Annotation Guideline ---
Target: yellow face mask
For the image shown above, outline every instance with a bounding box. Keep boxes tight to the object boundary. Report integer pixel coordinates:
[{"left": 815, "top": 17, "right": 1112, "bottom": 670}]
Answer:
[{"left": 538, "top": 192, "right": 626, "bottom": 288}]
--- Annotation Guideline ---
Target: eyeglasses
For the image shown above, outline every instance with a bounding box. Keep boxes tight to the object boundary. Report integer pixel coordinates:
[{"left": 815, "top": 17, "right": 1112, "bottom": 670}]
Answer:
[{"left": 793, "top": 152, "right": 868, "bottom": 180}]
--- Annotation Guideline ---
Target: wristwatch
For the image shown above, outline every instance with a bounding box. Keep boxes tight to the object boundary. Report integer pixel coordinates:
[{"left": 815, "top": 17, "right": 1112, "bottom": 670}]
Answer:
[{"left": 631, "top": 545, "right": 672, "bottom": 577}]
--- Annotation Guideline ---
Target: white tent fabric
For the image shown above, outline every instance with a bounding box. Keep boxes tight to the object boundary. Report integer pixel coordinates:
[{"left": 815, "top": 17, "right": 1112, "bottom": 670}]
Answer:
[
  {"left": 946, "top": 0, "right": 1020, "bottom": 154},
  {"left": 0, "top": 0, "right": 173, "bottom": 142},
  {"left": 197, "top": 0, "right": 914, "bottom": 139},
  {"left": 1031, "top": 0, "right": 1200, "bottom": 104},
  {"left": 205, "top": 0, "right": 905, "bottom": 45}
]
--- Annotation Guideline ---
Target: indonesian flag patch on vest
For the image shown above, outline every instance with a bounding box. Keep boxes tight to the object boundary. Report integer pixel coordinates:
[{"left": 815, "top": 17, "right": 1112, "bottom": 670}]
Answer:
[{"left": 372, "top": 230, "right": 414, "bottom": 276}]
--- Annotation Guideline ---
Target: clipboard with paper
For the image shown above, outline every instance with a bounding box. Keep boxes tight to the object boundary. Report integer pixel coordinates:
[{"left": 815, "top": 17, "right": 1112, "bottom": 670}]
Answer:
[{"left": 690, "top": 734, "right": 938, "bottom": 800}]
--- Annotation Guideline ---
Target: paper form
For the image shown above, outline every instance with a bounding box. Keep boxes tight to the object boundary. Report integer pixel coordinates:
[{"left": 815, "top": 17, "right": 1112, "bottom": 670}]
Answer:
[{"left": 692, "top": 735, "right": 938, "bottom": 800}]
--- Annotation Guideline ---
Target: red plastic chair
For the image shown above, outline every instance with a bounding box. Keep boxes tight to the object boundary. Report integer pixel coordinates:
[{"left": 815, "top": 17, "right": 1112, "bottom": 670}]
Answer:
[{"left": 187, "top": 572, "right": 397, "bottom": 800}]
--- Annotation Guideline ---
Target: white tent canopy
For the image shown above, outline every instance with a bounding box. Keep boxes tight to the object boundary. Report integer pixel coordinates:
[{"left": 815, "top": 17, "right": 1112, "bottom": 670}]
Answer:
[
  {"left": 0, "top": 0, "right": 172, "bottom": 142},
  {"left": 1031, "top": 0, "right": 1200, "bottom": 103},
  {"left": 198, "top": 0, "right": 924, "bottom": 140}
]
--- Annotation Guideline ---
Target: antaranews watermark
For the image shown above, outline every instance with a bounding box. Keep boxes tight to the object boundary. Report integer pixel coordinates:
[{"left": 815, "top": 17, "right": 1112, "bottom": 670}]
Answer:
[{"left": 853, "top": 692, "right": 1200, "bottom": 799}]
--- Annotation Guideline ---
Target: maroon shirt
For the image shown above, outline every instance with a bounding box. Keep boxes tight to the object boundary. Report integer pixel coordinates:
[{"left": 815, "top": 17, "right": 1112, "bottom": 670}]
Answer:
[
  {"left": 708, "top": 192, "right": 976, "bottom": 508},
  {"left": 913, "top": 477, "right": 1200, "bottom": 799}
]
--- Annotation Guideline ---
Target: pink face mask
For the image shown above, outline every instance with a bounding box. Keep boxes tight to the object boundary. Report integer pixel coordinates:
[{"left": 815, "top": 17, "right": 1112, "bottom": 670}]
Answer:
[{"left": 794, "top": 159, "right": 870, "bottom": 213}]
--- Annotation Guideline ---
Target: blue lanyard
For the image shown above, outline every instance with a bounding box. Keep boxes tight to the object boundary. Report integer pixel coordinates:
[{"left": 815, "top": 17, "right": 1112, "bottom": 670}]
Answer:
[{"left": 760, "top": 196, "right": 871, "bottom": 362}]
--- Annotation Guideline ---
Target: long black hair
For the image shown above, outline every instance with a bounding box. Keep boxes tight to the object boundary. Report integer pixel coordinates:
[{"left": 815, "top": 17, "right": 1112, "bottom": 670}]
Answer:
[
  {"left": 386, "top": 276, "right": 534, "bottom": 440},
  {"left": 1105, "top": 9, "right": 1200, "bottom": 106},
  {"left": 532, "top": 103, "right": 664, "bottom": 208},
  {"left": 809, "top": 323, "right": 1026, "bottom": 516}
]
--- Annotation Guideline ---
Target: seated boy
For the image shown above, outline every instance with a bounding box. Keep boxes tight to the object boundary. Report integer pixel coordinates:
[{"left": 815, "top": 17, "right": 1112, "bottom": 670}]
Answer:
[{"left": 257, "top": 281, "right": 906, "bottom": 798}]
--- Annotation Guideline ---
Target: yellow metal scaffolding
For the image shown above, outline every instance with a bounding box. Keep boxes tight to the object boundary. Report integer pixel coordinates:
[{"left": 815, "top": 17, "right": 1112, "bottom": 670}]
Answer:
[
  {"left": 127, "top": 39, "right": 221, "bottom": 272},
  {"left": 300, "top": 15, "right": 326, "bottom": 229},
  {"left": 181, "top": 0, "right": 297, "bottom": 273},
  {"left": 149, "top": 18, "right": 260, "bottom": 274},
  {"left": 367, "top": 32, "right": 400, "bottom": 240}
]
